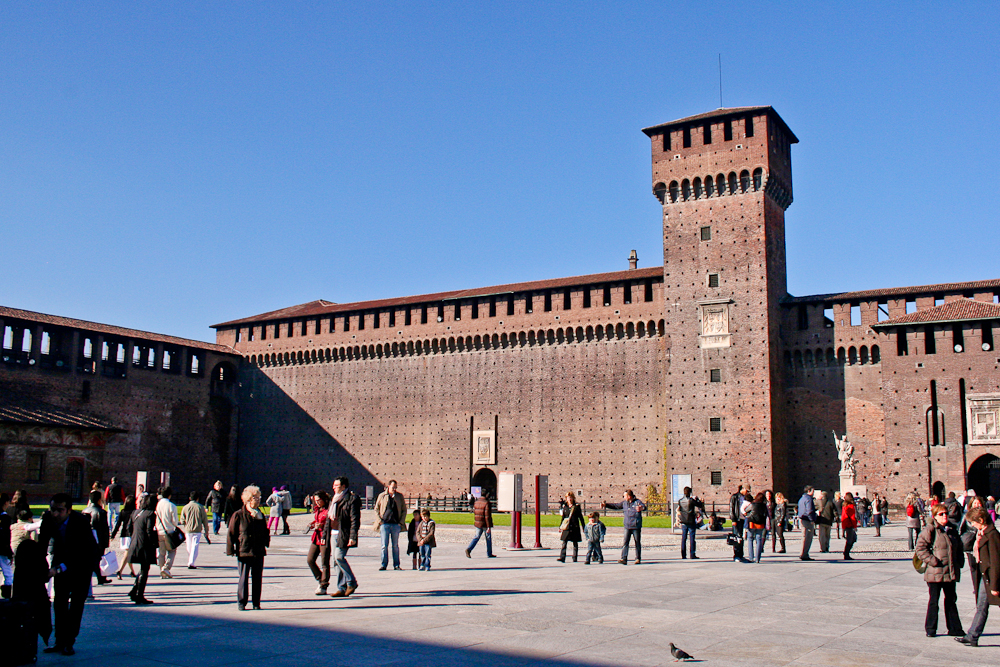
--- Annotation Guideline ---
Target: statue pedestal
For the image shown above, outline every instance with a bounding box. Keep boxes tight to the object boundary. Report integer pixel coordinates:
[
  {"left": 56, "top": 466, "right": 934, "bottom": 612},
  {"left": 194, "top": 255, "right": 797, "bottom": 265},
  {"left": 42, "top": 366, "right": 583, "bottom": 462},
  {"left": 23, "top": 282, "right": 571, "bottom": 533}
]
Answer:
[{"left": 840, "top": 472, "right": 866, "bottom": 499}]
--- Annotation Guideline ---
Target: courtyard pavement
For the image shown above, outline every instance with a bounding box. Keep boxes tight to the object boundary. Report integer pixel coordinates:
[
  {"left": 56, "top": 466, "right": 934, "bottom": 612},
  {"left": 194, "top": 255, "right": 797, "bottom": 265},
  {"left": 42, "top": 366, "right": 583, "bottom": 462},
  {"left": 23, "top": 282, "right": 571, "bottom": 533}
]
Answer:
[{"left": 49, "top": 521, "right": 995, "bottom": 667}]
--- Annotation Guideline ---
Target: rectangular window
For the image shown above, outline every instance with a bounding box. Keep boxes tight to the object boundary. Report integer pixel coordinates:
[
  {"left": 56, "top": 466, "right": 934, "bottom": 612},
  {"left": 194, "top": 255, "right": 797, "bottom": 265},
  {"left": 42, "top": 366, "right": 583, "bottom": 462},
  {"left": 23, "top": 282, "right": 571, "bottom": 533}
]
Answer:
[
  {"left": 710, "top": 368, "right": 721, "bottom": 382},
  {"left": 709, "top": 417, "right": 722, "bottom": 432},
  {"left": 877, "top": 302, "right": 890, "bottom": 322},
  {"left": 797, "top": 304, "right": 808, "bottom": 330},
  {"left": 388, "top": 311, "right": 395, "bottom": 327},
  {"left": 744, "top": 115, "right": 754, "bottom": 137},
  {"left": 934, "top": 296, "right": 945, "bottom": 306},
  {"left": 700, "top": 226, "right": 712, "bottom": 241},
  {"left": 421, "top": 306, "right": 428, "bottom": 325},
  {"left": 603, "top": 285, "right": 611, "bottom": 307},
  {"left": 925, "top": 325, "right": 936, "bottom": 354},
  {"left": 953, "top": 324, "right": 964, "bottom": 352},
  {"left": 343, "top": 316, "right": 350, "bottom": 332},
  {"left": 723, "top": 120, "right": 733, "bottom": 141},
  {"left": 358, "top": 314, "right": 365, "bottom": 331},
  {"left": 507, "top": 296, "right": 515, "bottom": 316},
  {"left": 982, "top": 322, "right": 994, "bottom": 352},
  {"left": 564, "top": 289, "right": 572, "bottom": 310},
  {"left": 710, "top": 470, "right": 723, "bottom": 486},
  {"left": 81, "top": 380, "right": 91, "bottom": 402},
  {"left": 471, "top": 302, "right": 478, "bottom": 319},
  {"left": 273, "top": 323, "right": 280, "bottom": 339},
  {"left": 315, "top": 319, "right": 322, "bottom": 335},
  {"left": 703, "top": 124, "right": 712, "bottom": 145},
  {"left": 682, "top": 127, "right": 691, "bottom": 148},
  {"left": 404, "top": 308, "right": 411, "bottom": 326},
  {"left": 623, "top": 283, "right": 632, "bottom": 304},
  {"left": 489, "top": 298, "right": 497, "bottom": 318},
  {"left": 26, "top": 452, "right": 44, "bottom": 483},
  {"left": 897, "top": 327, "right": 909, "bottom": 356},
  {"left": 583, "top": 288, "right": 591, "bottom": 308},
  {"left": 454, "top": 303, "right": 461, "bottom": 321},
  {"left": 235, "top": 329, "right": 242, "bottom": 343},
  {"left": 906, "top": 300, "right": 917, "bottom": 314},
  {"left": 249, "top": 327, "right": 255, "bottom": 342},
  {"left": 329, "top": 317, "right": 336, "bottom": 333},
  {"left": 850, "top": 304, "right": 861, "bottom": 326},
  {"left": 287, "top": 322, "right": 294, "bottom": 337},
  {"left": 435, "top": 304, "right": 443, "bottom": 322},
  {"left": 544, "top": 291, "right": 552, "bottom": 312},
  {"left": 644, "top": 281, "right": 653, "bottom": 302},
  {"left": 708, "top": 274, "right": 720, "bottom": 289},
  {"left": 823, "top": 307, "right": 834, "bottom": 328},
  {"left": 373, "top": 312, "right": 380, "bottom": 329},
  {"left": 662, "top": 132, "right": 670, "bottom": 151},
  {"left": 525, "top": 294, "right": 532, "bottom": 314}
]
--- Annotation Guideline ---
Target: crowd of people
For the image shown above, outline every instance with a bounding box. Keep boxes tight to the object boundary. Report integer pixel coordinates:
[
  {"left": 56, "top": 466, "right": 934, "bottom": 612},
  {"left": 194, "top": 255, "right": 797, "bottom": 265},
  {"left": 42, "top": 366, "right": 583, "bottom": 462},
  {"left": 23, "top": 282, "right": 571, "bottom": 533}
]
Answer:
[{"left": 1, "top": 479, "right": 999, "bottom": 656}]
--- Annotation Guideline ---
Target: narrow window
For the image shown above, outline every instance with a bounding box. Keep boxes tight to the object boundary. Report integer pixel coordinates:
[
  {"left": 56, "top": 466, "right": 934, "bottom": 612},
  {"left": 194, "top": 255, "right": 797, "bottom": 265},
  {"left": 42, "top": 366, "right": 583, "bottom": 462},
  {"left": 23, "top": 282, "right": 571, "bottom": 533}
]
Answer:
[
  {"left": 420, "top": 306, "right": 428, "bottom": 325},
  {"left": 710, "top": 471, "right": 723, "bottom": 486},
  {"left": 315, "top": 319, "right": 322, "bottom": 335},
  {"left": 744, "top": 115, "right": 754, "bottom": 137},
  {"left": 249, "top": 326, "right": 255, "bottom": 342},
  {"left": 644, "top": 281, "right": 653, "bottom": 302},
  {"left": 752, "top": 168, "right": 762, "bottom": 191},
  {"left": 454, "top": 303, "right": 461, "bottom": 320},
  {"left": 343, "top": 316, "right": 350, "bottom": 332},
  {"left": 682, "top": 126, "right": 691, "bottom": 148},
  {"left": 471, "top": 302, "right": 479, "bottom": 319},
  {"left": 4, "top": 326, "right": 15, "bottom": 349},
  {"left": 489, "top": 298, "right": 496, "bottom": 318},
  {"left": 982, "top": 321, "right": 994, "bottom": 351},
  {"left": 507, "top": 296, "right": 514, "bottom": 316},
  {"left": 850, "top": 304, "right": 861, "bottom": 326},
  {"left": 723, "top": 119, "right": 733, "bottom": 141},
  {"left": 708, "top": 274, "right": 720, "bottom": 289},
  {"left": 668, "top": 181, "right": 679, "bottom": 202},
  {"left": 437, "top": 304, "right": 444, "bottom": 323},
  {"left": 925, "top": 325, "right": 936, "bottom": 354},
  {"left": 403, "top": 308, "right": 411, "bottom": 326},
  {"left": 81, "top": 380, "right": 91, "bottom": 402},
  {"left": 952, "top": 324, "right": 964, "bottom": 352},
  {"left": 190, "top": 353, "right": 201, "bottom": 375},
  {"left": 897, "top": 327, "right": 908, "bottom": 356},
  {"left": 703, "top": 124, "right": 712, "bottom": 144},
  {"left": 525, "top": 294, "right": 533, "bottom": 314},
  {"left": 373, "top": 312, "right": 380, "bottom": 329},
  {"left": 709, "top": 417, "right": 721, "bottom": 432},
  {"left": 603, "top": 285, "right": 611, "bottom": 307},
  {"left": 358, "top": 313, "right": 365, "bottom": 330},
  {"left": 705, "top": 176, "right": 715, "bottom": 197},
  {"left": 739, "top": 170, "right": 750, "bottom": 193},
  {"left": 273, "top": 323, "right": 280, "bottom": 339},
  {"left": 564, "top": 289, "right": 572, "bottom": 310},
  {"left": 623, "top": 283, "right": 632, "bottom": 304},
  {"left": 929, "top": 380, "right": 941, "bottom": 446},
  {"left": 906, "top": 300, "right": 917, "bottom": 314},
  {"left": 288, "top": 321, "right": 295, "bottom": 337},
  {"left": 235, "top": 329, "right": 242, "bottom": 343},
  {"left": 710, "top": 368, "right": 721, "bottom": 382},
  {"left": 544, "top": 291, "right": 552, "bottom": 312},
  {"left": 877, "top": 302, "right": 889, "bottom": 322},
  {"left": 796, "top": 304, "right": 808, "bottom": 330},
  {"left": 26, "top": 452, "right": 44, "bottom": 483},
  {"left": 700, "top": 226, "right": 712, "bottom": 241},
  {"left": 40, "top": 331, "right": 51, "bottom": 355},
  {"left": 388, "top": 311, "right": 395, "bottom": 327},
  {"left": 662, "top": 132, "right": 671, "bottom": 151},
  {"left": 934, "top": 296, "right": 945, "bottom": 306},
  {"left": 583, "top": 288, "right": 591, "bottom": 308}
]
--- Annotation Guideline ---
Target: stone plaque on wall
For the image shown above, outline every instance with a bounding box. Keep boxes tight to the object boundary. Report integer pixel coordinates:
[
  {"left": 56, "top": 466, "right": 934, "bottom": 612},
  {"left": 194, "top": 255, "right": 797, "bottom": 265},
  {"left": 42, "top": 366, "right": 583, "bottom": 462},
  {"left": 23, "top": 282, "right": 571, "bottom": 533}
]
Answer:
[
  {"left": 698, "top": 298, "right": 732, "bottom": 349},
  {"left": 968, "top": 393, "right": 1000, "bottom": 444},
  {"left": 472, "top": 430, "right": 496, "bottom": 465}
]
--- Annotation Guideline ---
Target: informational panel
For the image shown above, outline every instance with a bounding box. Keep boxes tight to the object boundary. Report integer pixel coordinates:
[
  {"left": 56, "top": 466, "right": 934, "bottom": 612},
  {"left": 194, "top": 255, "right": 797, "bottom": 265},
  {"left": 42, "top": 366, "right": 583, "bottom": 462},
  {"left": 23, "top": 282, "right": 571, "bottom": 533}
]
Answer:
[
  {"left": 536, "top": 475, "right": 549, "bottom": 512},
  {"left": 472, "top": 430, "right": 497, "bottom": 465},
  {"left": 470, "top": 486, "right": 482, "bottom": 499},
  {"left": 365, "top": 486, "right": 374, "bottom": 500},
  {"left": 671, "top": 474, "right": 691, "bottom": 504},
  {"left": 498, "top": 472, "right": 522, "bottom": 512},
  {"left": 135, "top": 471, "right": 148, "bottom": 497}
]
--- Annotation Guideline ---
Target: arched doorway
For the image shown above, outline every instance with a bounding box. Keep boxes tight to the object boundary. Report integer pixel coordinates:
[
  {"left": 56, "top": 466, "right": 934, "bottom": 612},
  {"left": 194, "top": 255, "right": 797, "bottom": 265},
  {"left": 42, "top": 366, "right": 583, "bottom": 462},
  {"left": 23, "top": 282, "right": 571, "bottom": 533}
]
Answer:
[
  {"left": 968, "top": 454, "right": 1000, "bottom": 500},
  {"left": 472, "top": 468, "right": 497, "bottom": 500},
  {"left": 931, "top": 480, "right": 945, "bottom": 500}
]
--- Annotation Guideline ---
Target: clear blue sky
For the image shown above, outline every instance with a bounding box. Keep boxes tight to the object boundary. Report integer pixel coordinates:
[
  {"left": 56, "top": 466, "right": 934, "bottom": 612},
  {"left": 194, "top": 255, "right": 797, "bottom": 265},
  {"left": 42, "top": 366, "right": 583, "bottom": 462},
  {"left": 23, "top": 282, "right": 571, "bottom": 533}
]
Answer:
[{"left": 2, "top": 3, "right": 997, "bottom": 343}]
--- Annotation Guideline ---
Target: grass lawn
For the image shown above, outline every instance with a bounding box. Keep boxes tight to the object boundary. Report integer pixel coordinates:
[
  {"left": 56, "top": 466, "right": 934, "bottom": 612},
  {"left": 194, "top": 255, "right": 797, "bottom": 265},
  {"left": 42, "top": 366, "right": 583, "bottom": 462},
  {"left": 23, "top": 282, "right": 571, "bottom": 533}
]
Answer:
[{"left": 417, "top": 511, "right": 676, "bottom": 529}]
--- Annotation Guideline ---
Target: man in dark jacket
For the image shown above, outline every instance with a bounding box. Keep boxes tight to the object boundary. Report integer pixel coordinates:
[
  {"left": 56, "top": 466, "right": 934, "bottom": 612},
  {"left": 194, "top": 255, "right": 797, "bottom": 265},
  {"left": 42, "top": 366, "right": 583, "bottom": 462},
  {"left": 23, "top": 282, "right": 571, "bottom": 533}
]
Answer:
[
  {"left": 677, "top": 487, "right": 704, "bottom": 560},
  {"left": 328, "top": 476, "right": 361, "bottom": 598},
  {"left": 82, "top": 490, "right": 111, "bottom": 585},
  {"left": 798, "top": 486, "right": 817, "bottom": 561},
  {"left": 43, "top": 493, "right": 97, "bottom": 656},
  {"left": 943, "top": 492, "right": 962, "bottom": 527},
  {"left": 206, "top": 480, "right": 225, "bottom": 535},
  {"left": 603, "top": 490, "right": 647, "bottom": 565},
  {"left": 729, "top": 485, "right": 746, "bottom": 536},
  {"left": 465, "top": 492, "right": 496, "bottom": 558}
]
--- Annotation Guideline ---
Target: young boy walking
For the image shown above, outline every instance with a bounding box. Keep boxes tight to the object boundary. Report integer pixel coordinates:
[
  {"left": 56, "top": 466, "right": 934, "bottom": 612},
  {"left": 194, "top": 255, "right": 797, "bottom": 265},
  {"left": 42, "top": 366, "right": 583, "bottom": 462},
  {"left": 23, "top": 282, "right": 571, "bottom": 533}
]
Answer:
[
  {"left": 584, "top": 512, "right": 606, "bottom": 564},
  {"left": 417, "top": 509, "right": 436, "bottom": 571}
]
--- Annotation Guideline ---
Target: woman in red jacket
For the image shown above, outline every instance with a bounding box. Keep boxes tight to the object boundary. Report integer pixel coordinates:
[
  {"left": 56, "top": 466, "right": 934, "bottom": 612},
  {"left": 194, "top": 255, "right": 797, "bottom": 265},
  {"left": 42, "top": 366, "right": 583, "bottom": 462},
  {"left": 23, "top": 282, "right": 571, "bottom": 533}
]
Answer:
[{"left": 841, "top": 492, "right": 858, "bottom": 560}]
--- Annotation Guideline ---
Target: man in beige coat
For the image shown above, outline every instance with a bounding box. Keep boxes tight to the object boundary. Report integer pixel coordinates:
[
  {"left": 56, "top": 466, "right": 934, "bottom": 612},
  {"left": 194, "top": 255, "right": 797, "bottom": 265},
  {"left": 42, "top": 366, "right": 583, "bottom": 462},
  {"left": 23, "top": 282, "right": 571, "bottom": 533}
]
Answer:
[{"left": 373, "top": 480, "right": 407, "bottom": 571}]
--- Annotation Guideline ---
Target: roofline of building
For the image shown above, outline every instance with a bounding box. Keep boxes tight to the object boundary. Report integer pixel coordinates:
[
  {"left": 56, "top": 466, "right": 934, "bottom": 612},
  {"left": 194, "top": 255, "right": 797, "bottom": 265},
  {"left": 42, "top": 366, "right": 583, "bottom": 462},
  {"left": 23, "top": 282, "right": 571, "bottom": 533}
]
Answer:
[
  {"left": 0, "top": 416, "right": 127, "bottom": 433},
  {"left": 781, "top": 278, "right": 1000, "bottom": 305},
  {"left": 641, "top": 106, "right": 799, "bottom": 144},
  {"left": 212, "top": 266, "right": 665, "bottom": 329}
]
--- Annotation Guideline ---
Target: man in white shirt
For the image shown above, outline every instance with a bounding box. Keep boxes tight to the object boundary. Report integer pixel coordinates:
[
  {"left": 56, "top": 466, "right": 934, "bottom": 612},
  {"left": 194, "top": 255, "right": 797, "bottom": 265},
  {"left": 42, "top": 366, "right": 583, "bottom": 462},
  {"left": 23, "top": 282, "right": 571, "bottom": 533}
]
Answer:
[{"left": 155, "top": 486, "right": 179, "bottom": 578}]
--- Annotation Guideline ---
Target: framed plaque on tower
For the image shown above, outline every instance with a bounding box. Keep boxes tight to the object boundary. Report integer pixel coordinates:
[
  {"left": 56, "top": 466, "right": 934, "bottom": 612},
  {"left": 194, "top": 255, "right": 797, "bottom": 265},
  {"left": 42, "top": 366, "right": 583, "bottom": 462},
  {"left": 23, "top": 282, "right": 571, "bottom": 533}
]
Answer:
[{"left": 472, "top": 430, "right": 496, "bottom": 465}]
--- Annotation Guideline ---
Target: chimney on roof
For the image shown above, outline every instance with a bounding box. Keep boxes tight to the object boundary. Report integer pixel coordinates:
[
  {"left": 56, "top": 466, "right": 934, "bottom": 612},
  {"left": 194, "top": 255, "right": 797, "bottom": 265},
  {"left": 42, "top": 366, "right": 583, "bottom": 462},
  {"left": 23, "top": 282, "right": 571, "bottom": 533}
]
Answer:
[{"left": 628, "top": 250, "right": 638, "bottom": 270}]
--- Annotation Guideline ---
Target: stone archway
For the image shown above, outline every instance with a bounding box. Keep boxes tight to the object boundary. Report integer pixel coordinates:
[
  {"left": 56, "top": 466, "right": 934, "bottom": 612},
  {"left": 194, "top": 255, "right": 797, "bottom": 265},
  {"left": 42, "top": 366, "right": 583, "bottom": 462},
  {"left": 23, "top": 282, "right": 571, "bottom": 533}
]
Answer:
[
  {"left": 967, "top": 454, "right": 1000, "bottom": 500},
  {"left": 931, "top": 480, "right": 945, "bottom": 500},
  {"left": 472, "top": 468, "right": 497, "bottom": 500}
]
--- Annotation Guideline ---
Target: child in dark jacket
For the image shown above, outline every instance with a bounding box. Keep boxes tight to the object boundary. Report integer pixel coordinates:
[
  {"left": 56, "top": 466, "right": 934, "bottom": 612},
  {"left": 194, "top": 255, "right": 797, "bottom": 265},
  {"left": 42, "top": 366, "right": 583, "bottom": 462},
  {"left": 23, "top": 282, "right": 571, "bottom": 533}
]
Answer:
[
  {"left": 417, "top": 509, "right": 436, "bottom": 571},
  {"left": 406, "top": 508, "right": 421, "bottom": 570},
  {"left": 584, "top": 512, "right": 606, "bottom": 564}
]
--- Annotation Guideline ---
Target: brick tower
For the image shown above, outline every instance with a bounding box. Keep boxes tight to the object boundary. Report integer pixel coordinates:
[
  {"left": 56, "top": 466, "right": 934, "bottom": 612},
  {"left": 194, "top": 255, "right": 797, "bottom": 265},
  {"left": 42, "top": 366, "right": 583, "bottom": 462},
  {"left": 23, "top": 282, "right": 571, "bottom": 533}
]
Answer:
[{"left": 642, "top": 106, "right": 797, "bottom": 499}]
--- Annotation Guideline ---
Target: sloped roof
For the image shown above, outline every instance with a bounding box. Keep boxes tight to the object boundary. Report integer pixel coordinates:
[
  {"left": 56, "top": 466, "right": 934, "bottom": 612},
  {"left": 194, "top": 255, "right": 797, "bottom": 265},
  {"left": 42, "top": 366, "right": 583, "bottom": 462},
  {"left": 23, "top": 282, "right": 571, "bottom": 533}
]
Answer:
[
  {"left": 0, "top": 393, "right": 125, "bottom": 432},
  {"left": 872, "top": 299, "right": 1000, "bottom": 328},
  {"left": 641, "top": 106, "right": 798, "bottom": 143},
  {"left": 783, "top": 279, "right": 1000, "bottom": 305},
  {"left": 212, "top": 266, "right": 665, "bottom": 328},
  {"left": 0, "top": 306, "right": 237, "bottom": 354}
]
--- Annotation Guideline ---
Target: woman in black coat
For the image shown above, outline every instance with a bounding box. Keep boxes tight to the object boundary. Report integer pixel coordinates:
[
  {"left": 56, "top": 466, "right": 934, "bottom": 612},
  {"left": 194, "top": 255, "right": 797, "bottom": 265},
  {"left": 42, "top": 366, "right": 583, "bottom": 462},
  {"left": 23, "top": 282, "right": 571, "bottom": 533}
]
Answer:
[
  {"left": 126, "top": 495, "right": 158, "bottom": 604},
  {"left": 111, "top": 495, "right": 136, "bottom": 579},
  {"left": 557, "top": 492, "right": 586, "bottom": 563},
  {"left": 223, "top": 486, "right": 242, "bottom": 526},
  {"left": 226, "top": 485, "right": 270, "bottom": 610}
]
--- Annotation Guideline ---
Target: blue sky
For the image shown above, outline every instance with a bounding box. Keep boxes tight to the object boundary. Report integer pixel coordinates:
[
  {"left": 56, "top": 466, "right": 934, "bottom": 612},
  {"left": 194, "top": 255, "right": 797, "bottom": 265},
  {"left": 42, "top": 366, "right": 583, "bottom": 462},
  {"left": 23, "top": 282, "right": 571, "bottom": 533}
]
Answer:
[{"left": 2, "top": 3, "right": 997, "bottom": 342}]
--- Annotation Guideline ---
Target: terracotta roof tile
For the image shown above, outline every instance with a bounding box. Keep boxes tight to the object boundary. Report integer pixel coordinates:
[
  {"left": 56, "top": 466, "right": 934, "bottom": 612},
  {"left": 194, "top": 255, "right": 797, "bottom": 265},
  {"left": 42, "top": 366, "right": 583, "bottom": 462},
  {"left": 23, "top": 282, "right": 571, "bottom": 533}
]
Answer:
[
  {"left": 0, "top": 305, "right": 237, "bottom": 354},
  {"left": 0, "top": 392, "right": 124, "bottom": 432},
  {"left": 783, "top": 279, "right": 1000, "bottom": 305},
  {"left": 641, "top": 106, "right": 798, "bottom": 143},
  {"left": 872, "top": 299, "right": 1000, "bottom": 328},
  {"left": 212, "top": 266, "right": 665, "bottom": 328}
]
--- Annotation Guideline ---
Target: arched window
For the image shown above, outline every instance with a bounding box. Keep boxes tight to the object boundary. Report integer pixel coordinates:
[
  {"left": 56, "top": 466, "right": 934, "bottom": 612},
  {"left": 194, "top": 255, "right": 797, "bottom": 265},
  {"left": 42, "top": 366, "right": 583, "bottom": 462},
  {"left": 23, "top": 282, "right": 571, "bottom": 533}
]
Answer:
[
  {"left": 546, "top": 329, "right": 555, "bottom": 344},
  {"left": 681, "top": 179, "right": 692, "bottom": 201},
  {"left": 693, "top": 177, "right": 703, "bottom": 199},
  {"left": 827, "top": 348, "right": 836, "bottom": 365},
  {"left": 576, "top": 326, "right": 584, "bottom": 342},
  {"left": 637, "top": 321, "right": 646, "bottom": 337},
  {"left": 837, "top": 347, "right": 846, "bottom": 364},
  {"left": 668, "top": 181, "right": 679, "bottom": 203},
  {"left": 848, "top": 346, "right": 857, "bottom": 365},
  {"left": 752, "top": 167, "right": 763, "bottom": 191},
  {"left": 586, "top": 326, "right": 594, "bottom": 341},
  {"left": 648, "top": 320, "right": 656, "bottom": 337},
  {"left": 815, "top": 348, "right": 825, "bottom": 367},
  {"left": 794, "top": 350, "right": 803, "bottom": 367},
  {"left": 739, "top": 170, "right": 750, "bottom": 193},
  {"left": 728, "top": 172, "right": 738, "bottom": 194},
  {"left": 595, "top": 326, "right": 604, "bottom": 341},
  {"left": 859, "top": 346, "right": 869, "bottom": 364},
  {"left": 804, "top": 349, "right": 814, "bottom": 366},
  {"left": 556, "top": 329, "right": 565, "bottom": 344},
  {"left": 492, "top": 334, "right": 499, "bottom": 348},
  {"left": 705, "top": 176, "right": 715, "bottom": 197},
  {"left": 871, "top": 345, "right": 881, "bottom": 363},
  {"left": 626, "top": 322, "right": 635, "bottom": 338},
  {"left": 376, "top": 344, "right": 384, "bottom": 358},
  {"left": 658, "top": 319, "right": 665, "bottom": 336},
  {"left": 527, "top": 331, "right": 536, "bottom": 346},
  {"left": 717, "top": 173, "right": 727, "bottom": 195},
  {"left": 653, "top": 182, "right": 666, "bottom": 204},
  {"left": 474, "top": 335, "right": 482, "bottom": 350},
  {"left": 615, "top": 323, "right": 625, "bottom": 339}
]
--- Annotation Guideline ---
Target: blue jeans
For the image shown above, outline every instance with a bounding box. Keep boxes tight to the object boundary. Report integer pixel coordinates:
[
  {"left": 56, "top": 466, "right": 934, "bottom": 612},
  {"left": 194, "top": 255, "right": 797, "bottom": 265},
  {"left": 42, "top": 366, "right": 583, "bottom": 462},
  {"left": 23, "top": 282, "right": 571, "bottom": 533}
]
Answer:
[
  {"left": 467, "top": 526, "right": 492, "bottom": 556},
  {"left": 966, "top": 575, "right": 991, "bottom": 642},
  {"left": 586, "top": 540, "right": 603, "bottom": 563},
  {"left": 621, "top": 527, "right": 641, "bottom": 561},
  {"left": 212, "top": 512, "right": 222, "bottom": 535},
  {"left": 333, "top": 546, "right": 356, "bottom": 592},
  {"left": 680, "top": 524, "right": 697, "bottom": 558},
  {"left": 107, "top": 503, "right": 120, "bottom": 532},
  {"left": 380, "top": 523, "right": 401, "bottom": 568},
  {"left": 419, "top": 544, "right": 433, "bottom": 570},
  {"left": 748, "top": 528, "right": 765, "bottom": 562}
]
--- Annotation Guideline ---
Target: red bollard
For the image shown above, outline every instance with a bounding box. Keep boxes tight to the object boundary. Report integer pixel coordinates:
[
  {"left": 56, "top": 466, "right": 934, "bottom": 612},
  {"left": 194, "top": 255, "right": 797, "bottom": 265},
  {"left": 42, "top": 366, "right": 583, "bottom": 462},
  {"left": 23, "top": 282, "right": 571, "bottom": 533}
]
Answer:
[{"left": 514, "top": 511, "right": 524, "bottom": 549}]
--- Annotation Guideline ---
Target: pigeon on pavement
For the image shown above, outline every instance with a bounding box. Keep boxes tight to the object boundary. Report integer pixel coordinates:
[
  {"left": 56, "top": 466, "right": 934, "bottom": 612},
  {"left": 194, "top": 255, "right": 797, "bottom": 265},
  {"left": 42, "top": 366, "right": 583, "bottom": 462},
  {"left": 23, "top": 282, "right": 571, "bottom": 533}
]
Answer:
[{"left": 669, "top": 643, "right": 694, "bottom": 661}]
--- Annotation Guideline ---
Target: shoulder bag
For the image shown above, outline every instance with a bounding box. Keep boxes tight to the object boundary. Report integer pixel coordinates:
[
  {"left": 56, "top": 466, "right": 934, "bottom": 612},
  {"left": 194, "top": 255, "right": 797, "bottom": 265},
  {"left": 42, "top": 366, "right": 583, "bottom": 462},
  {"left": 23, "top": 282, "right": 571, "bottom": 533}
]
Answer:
[{"left": 157, "top": 513, "right": 186, "bottom": 551}]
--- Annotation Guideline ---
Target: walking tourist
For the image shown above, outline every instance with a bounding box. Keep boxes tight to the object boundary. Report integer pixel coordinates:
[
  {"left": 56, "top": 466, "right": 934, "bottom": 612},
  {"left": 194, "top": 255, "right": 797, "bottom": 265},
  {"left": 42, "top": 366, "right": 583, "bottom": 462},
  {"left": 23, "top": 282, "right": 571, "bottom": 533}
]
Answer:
[
  {"left": 603, "top": 489, "right": 647, "bottom": 565},
  {"left": 227, "top": 485, "right": 269, "bottom": 610},
  {"left": 373, "top": 479, "right": 407, "bottom": 570},
  {"left": 906, "top": 492, "right": 923, "bottom": 550},
  {"left": 746, "top": 492, "right": 768, "bottom": 563},
  {"left": 729, "top": 484, "right": 746, "bottom": 537},
  {"left": 417, "top": 508, "right": 437, "bottom": 570},
  {"left": 943, "top": 491, "right": 962, "bottom": 527},
  {"left": 126, "top": 494, "right": 157, "bottom": 605},
  {"left": 223, "top": 485, "right": 241, "bottom": 527},
  {"left": 9, "top": 489, "right": 30, "bottom": 518},
  {"left": 798, "top": 486, "right": 817, "bottom": 561},
  {"left": 841, "top": 492, "right": 858, "bottom": 560},
  {"left": 872, "top": 492, "right": 883, "bottom": 536},
  {"left": 265, "top": 487, "right": 282, "bottom": 535},
  {"left": 0, "top": 494, "right": 12, "bottom": 598},
  {"left": 556, "top": 492, "right": 585, "bottom": 563},
  {"left": 111, "top": 495, "right": 137, "bottom": 578},
  {"left": 833, "top": 491, "right": 843, "bottom": 539},
  {"left": 329, "top": 476, "right": 361, "bottom": 597},
  {"left": 180, "top": 491, "right": 211, "bottom": 569},
  {"left": 764, "top": 490, "right": 775, "bottom": 548},
  {"left": 465, "top": 491, "right": 495, "bottom": 559},
  {"left": 772, "top": 492, "right": 787, "bottom": 553},
  {"left": 306, "top": 491, "right": 331, "bottom": 594},
  {"left": 155, "top": 486, "right": 179, "bottom": 578},
  {"left": 82, "top": 490, "right": 111, "bottom": 586},
  {"left": 956, "top": 507, "right": 999, "bottom": 647},
  {"left": 43, "top": 493, "right": 98, "bottom": 656},
  {"left": 817, "top": 491, "right": 834, "bottom": 553},
  {"left": 103, "top": 476, "right": 124, "bottom": 533},
  {"left": 916, "top": 503, "right": 965, "bottom": 638},
  {"left": 206, "top": 481, "right": 225, "bottom": 535},
  {"left": 677, "top": 486, "right": 703, "bottom": 559},
  {"left": 961, "top": 495, "right": 988, "bottom": 599},
  {"left": 407, "top": 507, "right": 421, "bottom": 569},
  {"left": 279, "top": 485, "right": 293, "bottom": 535},
  {"left": 584, "top": 512, "right": 605, "bottom": 564}
]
